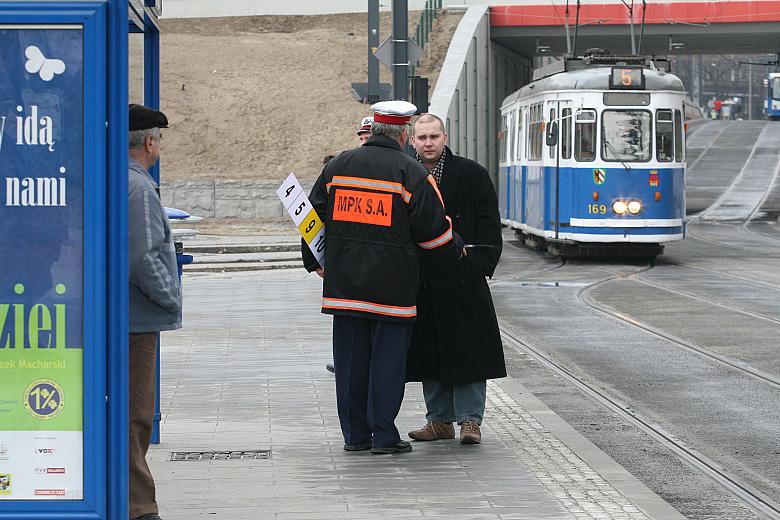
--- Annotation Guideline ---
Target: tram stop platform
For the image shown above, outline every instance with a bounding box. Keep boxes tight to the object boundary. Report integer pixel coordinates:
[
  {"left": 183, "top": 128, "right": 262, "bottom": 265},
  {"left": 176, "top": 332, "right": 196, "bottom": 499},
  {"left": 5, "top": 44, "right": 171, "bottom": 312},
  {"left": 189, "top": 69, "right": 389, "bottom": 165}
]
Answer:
[{"left": 148, "top": 246, "right": 686, "bottom": 520}]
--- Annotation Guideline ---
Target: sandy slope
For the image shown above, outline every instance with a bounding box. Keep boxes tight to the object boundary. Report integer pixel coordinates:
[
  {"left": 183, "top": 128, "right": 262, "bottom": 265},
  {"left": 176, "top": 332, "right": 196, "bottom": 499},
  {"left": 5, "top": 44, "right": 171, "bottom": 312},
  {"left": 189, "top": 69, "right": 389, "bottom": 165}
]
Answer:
[{"left": 142, "top": 11, "right": 461, "bottom": 182}]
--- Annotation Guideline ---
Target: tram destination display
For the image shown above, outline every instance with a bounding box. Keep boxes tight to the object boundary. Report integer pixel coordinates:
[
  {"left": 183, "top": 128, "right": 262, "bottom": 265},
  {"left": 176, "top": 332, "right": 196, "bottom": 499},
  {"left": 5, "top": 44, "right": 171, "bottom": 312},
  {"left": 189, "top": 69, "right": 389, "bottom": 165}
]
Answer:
[
  {"left": 610, "top": 67, "right": 645, "bottom": 90},
  {"left": 0, "top": 25, "right": 85, "bottom": 500}
]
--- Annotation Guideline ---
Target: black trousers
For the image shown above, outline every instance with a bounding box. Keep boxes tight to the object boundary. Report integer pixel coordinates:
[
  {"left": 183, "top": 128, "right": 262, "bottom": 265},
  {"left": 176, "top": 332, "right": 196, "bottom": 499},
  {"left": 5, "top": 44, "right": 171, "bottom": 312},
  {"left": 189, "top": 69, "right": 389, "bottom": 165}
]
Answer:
[{"left": 332, "top": 315, "right": 413, "bottom": 448}]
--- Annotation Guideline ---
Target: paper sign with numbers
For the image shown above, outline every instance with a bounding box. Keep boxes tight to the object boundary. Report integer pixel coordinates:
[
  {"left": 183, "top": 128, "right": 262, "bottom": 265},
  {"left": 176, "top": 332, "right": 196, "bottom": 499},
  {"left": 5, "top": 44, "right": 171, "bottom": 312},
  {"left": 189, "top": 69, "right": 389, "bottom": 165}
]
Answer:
[{"left": 277, "top": 173, "right": 325, "bottom": 267}]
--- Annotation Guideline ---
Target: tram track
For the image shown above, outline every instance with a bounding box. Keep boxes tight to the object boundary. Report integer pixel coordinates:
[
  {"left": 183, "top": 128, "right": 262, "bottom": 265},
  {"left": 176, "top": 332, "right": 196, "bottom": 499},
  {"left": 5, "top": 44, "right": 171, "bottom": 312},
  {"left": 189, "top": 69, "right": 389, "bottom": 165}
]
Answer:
[
  {"left": 499, "top": 326, "right": 780, "bottom": 520},
  {"left": 577, "top": 266, "right": 780, "bottom": 391}
]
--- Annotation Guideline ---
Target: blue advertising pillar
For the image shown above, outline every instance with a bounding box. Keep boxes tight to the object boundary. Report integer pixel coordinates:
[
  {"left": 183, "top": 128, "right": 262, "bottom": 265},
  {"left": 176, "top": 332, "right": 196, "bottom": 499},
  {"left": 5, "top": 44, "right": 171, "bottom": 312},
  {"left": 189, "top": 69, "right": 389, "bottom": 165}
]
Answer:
[{"left": 0, "top": 1, "right": 130, "bottom": 519}]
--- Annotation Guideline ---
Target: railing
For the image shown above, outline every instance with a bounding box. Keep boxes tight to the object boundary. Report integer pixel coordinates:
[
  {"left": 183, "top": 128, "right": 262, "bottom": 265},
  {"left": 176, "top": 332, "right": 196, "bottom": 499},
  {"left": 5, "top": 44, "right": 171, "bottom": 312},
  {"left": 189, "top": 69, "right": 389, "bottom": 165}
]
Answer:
[{"left": 411, "top": 0, "right": 443, "bottom": 76}]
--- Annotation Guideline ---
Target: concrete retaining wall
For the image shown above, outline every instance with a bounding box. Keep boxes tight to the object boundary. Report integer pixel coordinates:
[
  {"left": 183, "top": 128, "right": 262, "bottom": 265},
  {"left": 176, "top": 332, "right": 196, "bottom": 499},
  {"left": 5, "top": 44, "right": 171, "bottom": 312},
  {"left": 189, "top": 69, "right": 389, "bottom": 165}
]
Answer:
[{"left": 160, "top": 180, "right": 313, "bottom": 218}]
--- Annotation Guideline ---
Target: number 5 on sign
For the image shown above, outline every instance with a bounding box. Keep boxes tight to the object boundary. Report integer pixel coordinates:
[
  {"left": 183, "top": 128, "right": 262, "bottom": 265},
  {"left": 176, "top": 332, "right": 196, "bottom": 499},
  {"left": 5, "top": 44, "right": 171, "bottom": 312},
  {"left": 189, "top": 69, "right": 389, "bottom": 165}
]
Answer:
[{"left": 277, "top": 172, "right": 325, "bottom": 267}]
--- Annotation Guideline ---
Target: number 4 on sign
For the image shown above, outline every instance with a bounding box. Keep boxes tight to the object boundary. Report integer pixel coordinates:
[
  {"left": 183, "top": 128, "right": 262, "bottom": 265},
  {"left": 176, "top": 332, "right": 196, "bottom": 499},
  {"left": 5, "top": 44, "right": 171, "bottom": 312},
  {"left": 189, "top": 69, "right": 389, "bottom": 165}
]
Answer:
[{"left": 277, "top": 172, "right": 325, "bottom": 267}]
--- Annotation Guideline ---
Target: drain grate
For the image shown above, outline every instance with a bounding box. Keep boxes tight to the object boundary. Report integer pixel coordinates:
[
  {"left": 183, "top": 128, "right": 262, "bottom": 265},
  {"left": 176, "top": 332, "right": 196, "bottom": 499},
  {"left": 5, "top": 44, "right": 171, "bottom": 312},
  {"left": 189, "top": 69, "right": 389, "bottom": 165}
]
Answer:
[{"left": 170, "top": 450, "right": 271, "bottom": 461}]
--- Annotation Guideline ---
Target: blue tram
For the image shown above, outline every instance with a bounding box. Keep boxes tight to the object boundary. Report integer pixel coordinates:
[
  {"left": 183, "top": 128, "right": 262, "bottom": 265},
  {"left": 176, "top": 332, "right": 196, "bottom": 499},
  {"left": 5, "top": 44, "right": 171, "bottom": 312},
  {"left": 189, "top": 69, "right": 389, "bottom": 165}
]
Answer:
[
  {"left": 767, "top": 72, "right": 780, "bottom": 120},
  {"left": 498, "top": 55, "right": 686, "bottom": 257}
]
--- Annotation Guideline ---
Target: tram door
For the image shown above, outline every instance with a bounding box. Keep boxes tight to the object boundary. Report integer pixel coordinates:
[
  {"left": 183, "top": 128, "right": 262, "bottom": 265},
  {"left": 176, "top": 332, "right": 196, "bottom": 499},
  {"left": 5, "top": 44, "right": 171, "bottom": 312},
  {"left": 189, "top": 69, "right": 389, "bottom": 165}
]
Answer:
[{"left": 545, "top": 100, "right": 572, "bottom": 238}]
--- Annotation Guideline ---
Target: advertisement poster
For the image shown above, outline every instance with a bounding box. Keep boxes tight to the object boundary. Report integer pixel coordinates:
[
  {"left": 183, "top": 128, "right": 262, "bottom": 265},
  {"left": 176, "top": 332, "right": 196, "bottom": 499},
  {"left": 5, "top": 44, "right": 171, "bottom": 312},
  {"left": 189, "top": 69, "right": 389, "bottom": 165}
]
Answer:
[{"left": 0, "top": 26, "right": 84, "bottom": 500}]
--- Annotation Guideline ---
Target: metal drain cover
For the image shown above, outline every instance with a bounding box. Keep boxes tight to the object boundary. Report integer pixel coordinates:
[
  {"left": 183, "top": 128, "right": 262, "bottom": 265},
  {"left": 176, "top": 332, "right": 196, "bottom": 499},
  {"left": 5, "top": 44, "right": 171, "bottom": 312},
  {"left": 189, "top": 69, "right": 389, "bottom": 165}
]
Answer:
[{"left": 170, "top": 450, "right": 270, "bottom": 461}]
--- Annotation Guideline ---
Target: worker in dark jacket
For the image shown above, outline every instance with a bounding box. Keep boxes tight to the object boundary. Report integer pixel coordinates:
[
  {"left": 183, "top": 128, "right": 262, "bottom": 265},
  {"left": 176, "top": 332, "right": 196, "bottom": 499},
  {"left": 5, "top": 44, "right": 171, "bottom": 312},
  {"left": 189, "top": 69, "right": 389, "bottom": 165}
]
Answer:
[
  {"left": 303, "top": 101, "right": 462, "bottom": 455},
  {"left": 406, "top": 113, "right": 505, "bottom": 445}
]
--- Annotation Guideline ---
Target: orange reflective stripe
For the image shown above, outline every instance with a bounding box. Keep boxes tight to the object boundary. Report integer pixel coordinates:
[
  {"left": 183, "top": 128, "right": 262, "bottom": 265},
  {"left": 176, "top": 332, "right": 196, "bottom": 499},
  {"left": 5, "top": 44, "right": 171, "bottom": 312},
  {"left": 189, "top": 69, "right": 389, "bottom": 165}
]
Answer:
[
  {"left": 327, "top": 176, "right": 413, "bottom": 204},
  {"left": 427, "top": 175, "right": 445, "bottom": 206},
  {"left": 322, "top": 297, "right": 417, "bottom": 318},
  {"left": 418, "top": 216, "right": 453, "bottom": 250}
]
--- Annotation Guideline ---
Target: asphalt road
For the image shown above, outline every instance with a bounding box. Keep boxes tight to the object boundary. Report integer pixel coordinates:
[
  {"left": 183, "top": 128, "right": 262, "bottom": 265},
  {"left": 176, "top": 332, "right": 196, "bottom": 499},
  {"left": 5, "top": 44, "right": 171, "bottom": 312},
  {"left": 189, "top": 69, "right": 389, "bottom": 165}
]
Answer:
[{"left": 491, "top": 120, "right": 780, "bottom": 520}]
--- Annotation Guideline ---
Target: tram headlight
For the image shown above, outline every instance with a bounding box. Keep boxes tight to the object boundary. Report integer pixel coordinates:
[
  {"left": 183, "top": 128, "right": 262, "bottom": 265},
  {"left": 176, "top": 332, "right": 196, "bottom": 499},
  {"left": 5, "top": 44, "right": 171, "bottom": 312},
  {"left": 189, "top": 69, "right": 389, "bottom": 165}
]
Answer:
[
  {"left": 612, "top": 200, "right": 628, "bottom": 215},
  {"left": 627, "top": 200, "right": 642, "bottom": 214}
]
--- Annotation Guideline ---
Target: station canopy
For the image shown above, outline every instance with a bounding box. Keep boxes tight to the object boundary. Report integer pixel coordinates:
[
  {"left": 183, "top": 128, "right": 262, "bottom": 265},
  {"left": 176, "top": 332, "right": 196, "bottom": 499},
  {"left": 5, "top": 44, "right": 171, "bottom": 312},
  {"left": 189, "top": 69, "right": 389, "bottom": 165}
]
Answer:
[{"left": 490, "top": 1, "right": 780, "bottom": 56}]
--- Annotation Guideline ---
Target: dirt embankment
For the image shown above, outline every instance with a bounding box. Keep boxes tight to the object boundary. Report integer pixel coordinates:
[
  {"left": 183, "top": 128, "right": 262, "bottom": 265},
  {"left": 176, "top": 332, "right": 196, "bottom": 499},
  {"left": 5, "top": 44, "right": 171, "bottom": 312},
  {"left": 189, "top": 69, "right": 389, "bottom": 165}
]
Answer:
[{"left": 149, "top": 11, "right": 461, "bottom": 183}]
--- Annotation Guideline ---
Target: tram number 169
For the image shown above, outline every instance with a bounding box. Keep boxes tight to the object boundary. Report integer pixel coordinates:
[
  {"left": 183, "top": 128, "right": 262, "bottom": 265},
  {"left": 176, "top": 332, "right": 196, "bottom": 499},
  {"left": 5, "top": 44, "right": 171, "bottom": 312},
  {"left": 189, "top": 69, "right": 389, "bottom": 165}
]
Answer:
[{"left": 587, "top": 203, "right": 607, "bottom": 214}]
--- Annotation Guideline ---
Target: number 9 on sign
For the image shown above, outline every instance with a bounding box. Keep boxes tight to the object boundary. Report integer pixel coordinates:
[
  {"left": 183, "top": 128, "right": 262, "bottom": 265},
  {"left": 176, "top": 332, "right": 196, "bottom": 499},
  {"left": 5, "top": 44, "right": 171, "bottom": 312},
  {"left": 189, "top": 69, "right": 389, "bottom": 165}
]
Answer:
[{"left": 298, "top": 210, "right": 323, "bottom": 242}]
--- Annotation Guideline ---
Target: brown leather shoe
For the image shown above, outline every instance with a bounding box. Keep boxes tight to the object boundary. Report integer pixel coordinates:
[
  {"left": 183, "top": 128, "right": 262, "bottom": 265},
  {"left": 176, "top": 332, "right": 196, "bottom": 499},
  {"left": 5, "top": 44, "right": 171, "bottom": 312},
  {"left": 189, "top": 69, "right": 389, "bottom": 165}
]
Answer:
[
  {"left": 408, "top": 421, "right": 455, "bottom": 441},
  {"left": 460, "top": 420, "right": 481, "bottom": 444}
]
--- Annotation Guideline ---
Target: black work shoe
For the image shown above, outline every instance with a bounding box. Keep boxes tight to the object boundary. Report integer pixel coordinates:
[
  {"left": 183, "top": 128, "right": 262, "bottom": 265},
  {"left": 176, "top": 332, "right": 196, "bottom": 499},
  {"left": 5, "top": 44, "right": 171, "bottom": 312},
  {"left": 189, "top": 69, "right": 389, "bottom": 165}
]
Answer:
[
  {"left": 343, "top": 442, "right": 371, "bottom": 451},
  {"left": 326, "top": 363, "right": 335, "bottom": 374},
  {"left": 133, "top": 514, "right": 162, "bottom": 520},
  {"left": 371, "top": 440, "right": 412, "bottom": 454}
]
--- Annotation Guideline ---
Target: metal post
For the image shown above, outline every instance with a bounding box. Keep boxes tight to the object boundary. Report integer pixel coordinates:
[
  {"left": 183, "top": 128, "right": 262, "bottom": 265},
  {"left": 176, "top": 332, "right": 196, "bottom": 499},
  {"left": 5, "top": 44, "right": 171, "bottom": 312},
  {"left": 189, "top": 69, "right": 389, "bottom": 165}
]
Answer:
[
  {"left": 392, "top": 0, "right": 409, "bottom": 101},
  {"left": 698, "top": 56, "right": 704, "bottom": 107},
  {"left": 107, "top": 0, "right": 130, "bottom": 517},
  {"left": 748, "top": 63, "right": 753, "bottom": 120},
  {"left": 628, "top": 3, "right": 636, "bottom": 56},
  {"left": 427, "top": 1, "right": 432, "bottom": 35},
  {"left": 143, "top": 22, "right": 164, "bottom": 446},
  {"left": 368, "top": 0, "right": 380, "bottom": 103},
  {"left": 423, "top": 5, "right": 428, "bottom": 45}
]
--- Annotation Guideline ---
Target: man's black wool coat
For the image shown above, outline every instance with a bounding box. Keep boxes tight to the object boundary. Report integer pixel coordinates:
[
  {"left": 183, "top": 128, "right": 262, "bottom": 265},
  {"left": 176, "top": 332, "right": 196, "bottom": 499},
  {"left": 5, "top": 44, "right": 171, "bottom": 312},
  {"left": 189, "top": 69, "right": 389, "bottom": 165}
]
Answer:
[{"left": 406, "top": 147, "right": 507, "bottom": 384}]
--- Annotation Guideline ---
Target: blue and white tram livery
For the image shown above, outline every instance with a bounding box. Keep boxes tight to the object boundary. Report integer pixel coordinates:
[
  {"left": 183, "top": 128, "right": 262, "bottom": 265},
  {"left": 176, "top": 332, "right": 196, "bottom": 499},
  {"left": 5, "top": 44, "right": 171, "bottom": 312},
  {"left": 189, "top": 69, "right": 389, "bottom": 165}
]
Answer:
[
  {"left": 767, "top": 72, "right": 780, "bottom": 120},
  {"left": 498, "top": 56, "right": 686, "bottom": 257}
]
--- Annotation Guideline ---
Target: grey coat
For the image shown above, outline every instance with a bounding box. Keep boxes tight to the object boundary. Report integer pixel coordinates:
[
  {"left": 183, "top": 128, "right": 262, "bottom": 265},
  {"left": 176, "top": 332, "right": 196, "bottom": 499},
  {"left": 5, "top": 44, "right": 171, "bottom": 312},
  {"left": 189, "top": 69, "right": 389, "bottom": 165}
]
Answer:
[{"left": 128, "top": 158, "right": 182, "bottom": 333}]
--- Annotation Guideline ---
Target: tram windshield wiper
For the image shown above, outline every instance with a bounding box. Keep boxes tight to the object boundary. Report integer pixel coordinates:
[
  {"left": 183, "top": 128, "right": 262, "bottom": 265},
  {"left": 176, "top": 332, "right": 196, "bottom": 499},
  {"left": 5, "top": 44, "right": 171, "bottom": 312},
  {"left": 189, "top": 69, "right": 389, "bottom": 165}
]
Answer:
[{"left": 603, "top": 138, "right": 632, "bottom": 170}]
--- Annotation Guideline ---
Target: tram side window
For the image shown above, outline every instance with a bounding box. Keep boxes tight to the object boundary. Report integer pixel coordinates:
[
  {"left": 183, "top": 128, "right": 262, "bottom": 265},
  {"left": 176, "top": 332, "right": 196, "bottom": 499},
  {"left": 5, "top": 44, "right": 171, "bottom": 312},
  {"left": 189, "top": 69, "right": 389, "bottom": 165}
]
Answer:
[
  {"left": 507, "top": 112, "right": 514, "bottom": 163},
  {"left": 674, "top": 109, "right": 684, "bottom": 162},
  {"left": 527, "top": 103, "right": 543, "bottom": 161},
  {"left": 656, "top": 110, "right": 674, "bottom": 162},
  {"left": 524, "top": 107, "right": 531, "bottom": 158},
  {"left": 549, "top": 108, "right": 557, "bottom": 159},
  {"left": 575, "top": 109, "right": 596, "bottom": 162},
  {"left": 515, "top": 110, "right": 524, "bottom": 161},
  {"left": 561, "top": 108, "right": 572, "bottom": 159},
  {"left": 773, "top": 77, "right": 780, "bottom": 100},
  {"left": 499, "top": 114, "right": 507, "bottom": 163}
]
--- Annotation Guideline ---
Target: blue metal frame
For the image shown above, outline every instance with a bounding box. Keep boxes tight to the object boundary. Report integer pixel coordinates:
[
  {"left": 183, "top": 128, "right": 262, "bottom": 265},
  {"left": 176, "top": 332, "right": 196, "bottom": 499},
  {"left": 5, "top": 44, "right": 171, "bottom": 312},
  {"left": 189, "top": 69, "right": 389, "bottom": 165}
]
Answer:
[
  {"left": 107, "top": 0, "right": 129, "bottom": 517},
  {"left": 128, "top": 0, "right": 164, "bottom": 446}
]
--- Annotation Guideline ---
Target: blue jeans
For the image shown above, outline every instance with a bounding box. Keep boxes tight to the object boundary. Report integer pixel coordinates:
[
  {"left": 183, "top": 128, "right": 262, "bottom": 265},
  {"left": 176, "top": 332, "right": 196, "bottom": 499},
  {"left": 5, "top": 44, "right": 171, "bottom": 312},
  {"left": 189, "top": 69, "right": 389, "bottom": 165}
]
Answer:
[{"left": 422, "top": 380, "right": 486, "bottom": 425}]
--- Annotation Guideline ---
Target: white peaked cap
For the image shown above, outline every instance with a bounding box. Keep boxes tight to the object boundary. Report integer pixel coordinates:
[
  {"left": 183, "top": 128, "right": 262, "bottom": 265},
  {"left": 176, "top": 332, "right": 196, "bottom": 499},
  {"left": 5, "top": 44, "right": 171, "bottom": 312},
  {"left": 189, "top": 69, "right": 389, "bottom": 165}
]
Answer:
[
  {"left": 357, "top": 116, "right": 374, "bottom": 135},
  {"left": 371, "top": 100, "right": 418, "bottom": 125}
]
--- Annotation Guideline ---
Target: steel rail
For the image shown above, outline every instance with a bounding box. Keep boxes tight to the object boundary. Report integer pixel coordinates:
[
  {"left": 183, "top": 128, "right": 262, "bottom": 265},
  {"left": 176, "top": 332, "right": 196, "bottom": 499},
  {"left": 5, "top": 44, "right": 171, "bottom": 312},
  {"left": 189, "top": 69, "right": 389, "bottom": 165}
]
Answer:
[
  {"left": 690, "top": 123, "right": 770, "bottom": 222},
  {"left": 685, "top": 120, "right": 733, "bottom": 173},
  {"left": 658, "top": 260, "right": 780, "bottom": 291},
  {"left": 579, "top": 273, "right": 780, "bottom": 390},
  {"left": 499, "top": 327, "right": 780, "bottom": 520}
]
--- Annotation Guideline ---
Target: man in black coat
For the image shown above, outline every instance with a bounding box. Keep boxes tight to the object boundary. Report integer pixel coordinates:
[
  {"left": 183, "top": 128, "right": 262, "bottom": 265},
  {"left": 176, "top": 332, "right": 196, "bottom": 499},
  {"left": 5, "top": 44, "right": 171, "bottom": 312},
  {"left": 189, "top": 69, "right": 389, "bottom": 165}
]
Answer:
[{"left": 406, "top": 114, "right": 506, "bottom": 445}]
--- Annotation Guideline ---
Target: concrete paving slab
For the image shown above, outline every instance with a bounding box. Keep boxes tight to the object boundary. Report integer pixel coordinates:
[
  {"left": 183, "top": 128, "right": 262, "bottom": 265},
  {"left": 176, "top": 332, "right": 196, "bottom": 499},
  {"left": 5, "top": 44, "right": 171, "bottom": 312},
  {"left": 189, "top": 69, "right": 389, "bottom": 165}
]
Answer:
[{"left": 149, "top": 268, "right": 684, "bottom": 520}]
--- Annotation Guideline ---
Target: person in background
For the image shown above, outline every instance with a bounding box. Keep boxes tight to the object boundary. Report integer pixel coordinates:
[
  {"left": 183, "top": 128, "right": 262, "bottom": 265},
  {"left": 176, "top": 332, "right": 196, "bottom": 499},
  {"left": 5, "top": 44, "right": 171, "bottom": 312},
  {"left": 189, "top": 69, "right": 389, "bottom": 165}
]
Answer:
[
  {"left": 128, "top": 104, "right": 182, "bottom": 520},
  {"left": 357, "top": 116, "right": 373, "bottom": 145},
  {"left": 406, "top": 113, "right": 505, "bottom": 445}
]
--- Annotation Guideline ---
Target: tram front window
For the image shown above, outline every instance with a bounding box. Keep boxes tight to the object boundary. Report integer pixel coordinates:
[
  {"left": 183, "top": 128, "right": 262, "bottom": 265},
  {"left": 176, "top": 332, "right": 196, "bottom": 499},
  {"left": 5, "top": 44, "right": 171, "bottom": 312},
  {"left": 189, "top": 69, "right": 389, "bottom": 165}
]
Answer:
[
  {"left": 773, "top": 77, "right": 780, "bottom": 100},
  {"left": 602, "top": 110, "right": 651, "bottom": 162}
]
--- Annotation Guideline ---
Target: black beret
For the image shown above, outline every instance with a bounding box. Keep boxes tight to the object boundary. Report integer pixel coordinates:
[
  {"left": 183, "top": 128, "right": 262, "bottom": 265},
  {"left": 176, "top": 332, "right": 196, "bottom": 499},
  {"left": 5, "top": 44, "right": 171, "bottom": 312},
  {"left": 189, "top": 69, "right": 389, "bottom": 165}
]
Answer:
[{"left": 129, "top": 104, "right": 169, "bottom": 131}]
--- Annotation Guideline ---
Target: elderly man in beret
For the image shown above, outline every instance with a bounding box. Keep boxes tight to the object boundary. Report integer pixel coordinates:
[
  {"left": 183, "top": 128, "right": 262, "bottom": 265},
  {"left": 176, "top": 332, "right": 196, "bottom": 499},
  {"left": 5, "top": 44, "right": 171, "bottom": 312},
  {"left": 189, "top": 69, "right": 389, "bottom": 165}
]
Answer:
[{"left": 127, "top": 104, "right": 182, "bottom": 520}]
